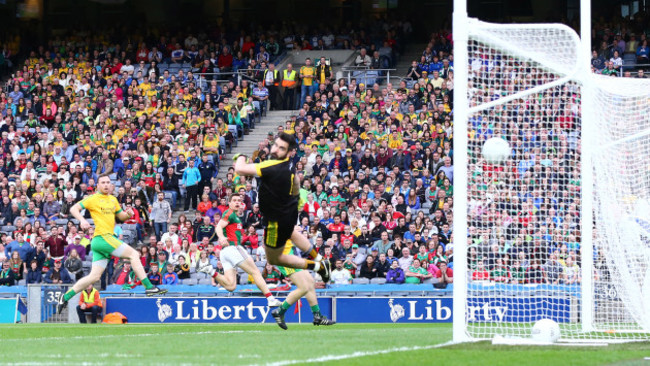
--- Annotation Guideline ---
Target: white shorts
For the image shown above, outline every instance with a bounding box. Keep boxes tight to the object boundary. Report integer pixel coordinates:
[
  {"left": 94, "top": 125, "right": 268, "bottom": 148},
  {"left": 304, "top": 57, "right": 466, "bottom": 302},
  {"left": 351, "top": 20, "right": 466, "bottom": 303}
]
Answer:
[{"left": 220, "top": 245, "right": 250, "bottom": 271}]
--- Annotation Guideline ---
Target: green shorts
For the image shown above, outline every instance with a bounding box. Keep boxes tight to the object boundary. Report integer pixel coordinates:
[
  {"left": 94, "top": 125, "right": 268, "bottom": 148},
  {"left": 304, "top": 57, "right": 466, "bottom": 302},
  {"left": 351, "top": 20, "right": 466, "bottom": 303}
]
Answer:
[
  {"left": 91, "top": 234, "right": 128, "bottom": 266},
  {"left": 276, "top": 242, "right": 302, "bottom": 277},
  {"left": 277, "top": 265, "right": 302, "bottom": 277}
]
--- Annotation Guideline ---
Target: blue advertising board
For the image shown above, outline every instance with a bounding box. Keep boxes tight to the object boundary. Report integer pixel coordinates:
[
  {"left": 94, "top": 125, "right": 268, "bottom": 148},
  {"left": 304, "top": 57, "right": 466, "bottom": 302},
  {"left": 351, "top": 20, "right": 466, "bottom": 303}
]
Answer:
[
  {"left": 336, "top": 297, "right": 453, "bottom": 323},
  {"left": 105, "top": 296, "right": 572, "bottom": 324},
  {"left": 467, "top": 297, "right": 572, "bottom": 323},
  {"left": 335, "top": 297, "right": 572, "bottom": 323},
  {"left": 0, "top": 298, "right": 18, "bottom": 323},
  {"left": 105, "top": 297, "right": 332, "bottom": 323}
]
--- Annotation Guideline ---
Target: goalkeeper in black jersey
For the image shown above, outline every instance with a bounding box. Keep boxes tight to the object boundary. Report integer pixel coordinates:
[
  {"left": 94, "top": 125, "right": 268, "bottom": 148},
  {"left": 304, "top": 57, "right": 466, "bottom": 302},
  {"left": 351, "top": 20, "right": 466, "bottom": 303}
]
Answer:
[{"left": 233, "top": 132, "right": 330, "bottom": 282}]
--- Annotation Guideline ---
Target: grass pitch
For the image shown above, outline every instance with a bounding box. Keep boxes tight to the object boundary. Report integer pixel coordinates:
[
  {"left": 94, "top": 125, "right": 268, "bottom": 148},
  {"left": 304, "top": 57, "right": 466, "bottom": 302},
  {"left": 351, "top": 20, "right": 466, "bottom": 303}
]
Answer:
[{"left": 0, "top": 323, "right": 648, "bottom": 365}]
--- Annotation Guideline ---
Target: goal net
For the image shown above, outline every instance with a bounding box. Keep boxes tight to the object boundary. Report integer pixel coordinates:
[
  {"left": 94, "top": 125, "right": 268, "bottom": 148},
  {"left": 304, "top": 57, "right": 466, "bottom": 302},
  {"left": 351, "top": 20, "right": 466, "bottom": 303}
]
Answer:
[{"left": 454, "top": 18, "right": 650, "bottom": 342}]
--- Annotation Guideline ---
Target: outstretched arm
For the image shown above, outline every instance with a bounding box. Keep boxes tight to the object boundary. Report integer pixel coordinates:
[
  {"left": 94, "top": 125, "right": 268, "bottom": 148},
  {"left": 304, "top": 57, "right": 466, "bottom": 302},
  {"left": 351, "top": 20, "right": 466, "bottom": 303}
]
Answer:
[{"left": 233, "top": 155, "right": 259, "bottom": 177}]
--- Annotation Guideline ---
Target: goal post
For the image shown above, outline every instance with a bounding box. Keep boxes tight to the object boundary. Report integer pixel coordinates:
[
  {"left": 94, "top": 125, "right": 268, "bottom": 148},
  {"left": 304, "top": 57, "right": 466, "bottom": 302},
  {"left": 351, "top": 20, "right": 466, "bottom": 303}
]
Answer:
[
  {"left": 452, "top": 0, "right": 650, "bottom": 343},
  {"left": 578, "top": 0, "right": 595, "bottom": 334},
  {"left": 451, "top": 1, "right": 470, "bottom": 344}
]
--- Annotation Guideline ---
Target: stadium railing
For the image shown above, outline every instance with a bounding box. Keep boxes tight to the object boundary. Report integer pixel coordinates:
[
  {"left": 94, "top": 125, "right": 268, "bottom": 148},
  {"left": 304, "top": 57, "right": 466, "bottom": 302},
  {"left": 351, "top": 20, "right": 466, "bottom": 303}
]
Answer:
[{"left": 340, "top": 66, "right": 397, "bottom": 86}]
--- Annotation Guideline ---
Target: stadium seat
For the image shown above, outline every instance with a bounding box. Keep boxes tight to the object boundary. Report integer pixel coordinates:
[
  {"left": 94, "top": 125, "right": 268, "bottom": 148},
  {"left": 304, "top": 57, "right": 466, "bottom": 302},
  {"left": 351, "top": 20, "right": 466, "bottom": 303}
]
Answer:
[
  {"left": 189, "top": 266, "right": 196, "bottom": 274},
  {"left": 196, "top": 272, "right": 209, "bottom": 279},
  {"left": 352, "top": 278, "right": 370, "bottom": 284},
  {"left": 55, "top": 219, "right": 69, "bottom": 226},
  {"left": 391, "top": 292, "right": 411, "bottom": 297},
  {"left": 370, "top": 277, "right": 387, "bottom": 285},
  {"left": 335, "top": 292, "right": 356, "bottom": 297},
  {"left": 121, "top": 231, "right": 135, "bottom": 245},
  {"left": 1, "top": 226, "right": 16, "bottom": 233},
  {"left": 198, "top": 278, "right": 212, "bottom": 285},
  {"left": 623, "top": 53, "right": 637, "bottom": 70},
  {"left": 18, "top": 279, "right": 26, "bottom": 286},
  {"left": 121, "top": 224, "right": 137, "bottom": 231},
  {"left": 238, "top": 273, "right": 248, "bottom": 285},
  {"left": 423, "top": 277, "right": 440, "bottom": 284},
  {"left": 184, "top": 278, "right": 198, "bottom": 285}
]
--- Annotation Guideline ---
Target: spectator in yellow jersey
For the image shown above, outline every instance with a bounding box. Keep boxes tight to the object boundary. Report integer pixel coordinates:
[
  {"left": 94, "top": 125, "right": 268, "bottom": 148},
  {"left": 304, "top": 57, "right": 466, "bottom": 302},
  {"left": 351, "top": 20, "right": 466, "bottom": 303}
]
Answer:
[{"left": 299, "top": 58, "right": 316, "bottom": 108}]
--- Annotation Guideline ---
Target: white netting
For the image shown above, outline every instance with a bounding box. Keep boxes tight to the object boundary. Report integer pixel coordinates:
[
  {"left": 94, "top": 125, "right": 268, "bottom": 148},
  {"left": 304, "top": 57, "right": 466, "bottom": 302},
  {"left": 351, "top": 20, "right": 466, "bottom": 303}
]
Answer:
[
  {"left": 459, "top": 20, "right": 650, "bottom": 342},
  {"left": 592, "top": 75, "right": 650, "bottom": 333}
]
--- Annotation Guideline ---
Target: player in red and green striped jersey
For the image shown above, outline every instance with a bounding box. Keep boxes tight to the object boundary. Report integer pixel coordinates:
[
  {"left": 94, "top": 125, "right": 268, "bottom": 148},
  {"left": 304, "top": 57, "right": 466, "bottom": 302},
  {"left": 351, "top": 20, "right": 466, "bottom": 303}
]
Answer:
[{"left": 211, "top": 194, "right": 281, "bottom": 307}]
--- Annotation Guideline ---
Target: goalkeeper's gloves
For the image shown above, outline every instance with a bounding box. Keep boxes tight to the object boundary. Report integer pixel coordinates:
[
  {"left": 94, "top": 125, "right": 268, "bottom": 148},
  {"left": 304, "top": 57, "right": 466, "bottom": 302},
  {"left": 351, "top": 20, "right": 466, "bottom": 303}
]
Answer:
[{"left": 232, "top": 153, "right": 247, "bottom": 162}]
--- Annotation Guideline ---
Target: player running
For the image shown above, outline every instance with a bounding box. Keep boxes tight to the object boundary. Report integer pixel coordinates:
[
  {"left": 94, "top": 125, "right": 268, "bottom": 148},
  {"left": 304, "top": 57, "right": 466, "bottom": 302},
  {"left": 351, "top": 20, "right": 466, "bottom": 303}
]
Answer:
[
  {"left": 233, "top": 132, "right": 330, "bottom": 282},
  {"left": 57, "top": 174, "right": 167, "bottom": 314},
  {"left": 271, "top": 238, "right": 336, "bottom": 330},
  {"left": 210, "top": 193, "right": 282, "bottom": 307}
]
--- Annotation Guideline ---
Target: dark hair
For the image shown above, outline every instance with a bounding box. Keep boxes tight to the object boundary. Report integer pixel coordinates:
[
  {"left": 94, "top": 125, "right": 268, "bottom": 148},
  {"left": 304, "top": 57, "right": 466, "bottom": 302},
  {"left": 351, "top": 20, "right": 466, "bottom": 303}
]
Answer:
[
  {"left": 277, "top": 132, "right": 297, "bottom": 151},
  {"left": 229, "top": 193, "right": 242, "bottom": 202}
]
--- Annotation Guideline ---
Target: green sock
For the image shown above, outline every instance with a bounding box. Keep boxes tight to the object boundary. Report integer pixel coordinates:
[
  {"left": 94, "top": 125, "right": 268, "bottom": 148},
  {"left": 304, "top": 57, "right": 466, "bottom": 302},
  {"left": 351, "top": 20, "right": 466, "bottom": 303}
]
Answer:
[
  {"left": 310, "top": 304, "right": 321, "bottom": 315},
  {"left": 62, "top": 289, "right": 76, "bottom": 302},
  {"left": 278, "top": 301, "right": 291, "bottom": 315},
  {"left": 141, "top": 277, "right": 154, "bottom": 290}
]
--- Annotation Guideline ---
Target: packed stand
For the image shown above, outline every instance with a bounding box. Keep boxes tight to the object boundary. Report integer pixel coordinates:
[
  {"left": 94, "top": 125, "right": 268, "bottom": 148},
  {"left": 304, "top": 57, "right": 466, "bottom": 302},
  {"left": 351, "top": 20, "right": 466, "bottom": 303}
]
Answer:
[
  {"left": 0, "top": 26, "right": 279, "bottom": 288},
  {"left": 0, "top": 20, "right": 415, "bottom": 289},
  {"left": 0, "top": 20, "right": 591, "bottom": 289},
  {"left": 247, "top": 27, "right": 456, "bottom": 287},
  {"left": 590, "top": 18, "right": 650, "bottom": 77},
  {"left": 269, "top": 29, "right": 587, "bottom": 288}
]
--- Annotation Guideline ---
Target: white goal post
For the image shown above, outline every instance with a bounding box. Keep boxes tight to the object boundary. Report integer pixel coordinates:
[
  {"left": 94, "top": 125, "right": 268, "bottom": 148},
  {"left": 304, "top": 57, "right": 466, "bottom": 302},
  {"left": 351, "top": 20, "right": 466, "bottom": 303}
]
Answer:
[{"left": 453, "top": 0, "right": 650, "bottom": 343}]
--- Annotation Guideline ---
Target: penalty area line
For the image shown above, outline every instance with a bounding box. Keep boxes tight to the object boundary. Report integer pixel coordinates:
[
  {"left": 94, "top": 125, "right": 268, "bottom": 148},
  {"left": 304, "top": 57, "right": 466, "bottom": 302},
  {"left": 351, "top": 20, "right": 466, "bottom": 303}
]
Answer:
[{"left": 255, "top": 341, "right": 456, "bottom": 366}]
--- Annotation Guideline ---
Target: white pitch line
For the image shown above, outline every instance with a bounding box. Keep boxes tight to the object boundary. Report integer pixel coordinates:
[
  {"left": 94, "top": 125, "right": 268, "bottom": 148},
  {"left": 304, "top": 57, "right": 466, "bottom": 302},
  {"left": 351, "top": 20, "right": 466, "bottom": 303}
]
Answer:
[
  {"left": 254, "top": 341, "right": 456, "bottom": 366},
  {"left": 3, "top": 330, "right": 260, "bottom": 342}
]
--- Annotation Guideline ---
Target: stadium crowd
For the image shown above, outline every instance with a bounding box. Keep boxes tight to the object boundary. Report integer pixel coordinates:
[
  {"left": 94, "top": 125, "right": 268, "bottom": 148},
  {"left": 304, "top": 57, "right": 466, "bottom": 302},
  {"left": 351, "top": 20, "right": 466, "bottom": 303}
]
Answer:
[
  {"left": 0, "top": 14, "right": 613, "bottom": 291},
  {"left": 590, "top": 24, "right": 650, "bottom": 77}
]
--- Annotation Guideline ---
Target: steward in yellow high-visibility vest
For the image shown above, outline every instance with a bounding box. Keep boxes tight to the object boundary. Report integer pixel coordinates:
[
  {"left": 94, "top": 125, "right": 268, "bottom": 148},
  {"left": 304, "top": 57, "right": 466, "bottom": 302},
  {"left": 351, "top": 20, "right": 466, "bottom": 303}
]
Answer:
[{"left": 77, "top": 284, "right": 103, "bottom": 323}]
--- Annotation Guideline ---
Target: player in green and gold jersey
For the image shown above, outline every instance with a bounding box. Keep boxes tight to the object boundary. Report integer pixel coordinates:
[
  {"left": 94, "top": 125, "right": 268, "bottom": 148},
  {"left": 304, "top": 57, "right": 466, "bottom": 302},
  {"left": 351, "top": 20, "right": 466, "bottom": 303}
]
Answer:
[
  {"left": 57, "top": 174, "right": 167, "bottom": 314},
  {"left": 271, "top": 237, "right": 335, "bottom": 330}
]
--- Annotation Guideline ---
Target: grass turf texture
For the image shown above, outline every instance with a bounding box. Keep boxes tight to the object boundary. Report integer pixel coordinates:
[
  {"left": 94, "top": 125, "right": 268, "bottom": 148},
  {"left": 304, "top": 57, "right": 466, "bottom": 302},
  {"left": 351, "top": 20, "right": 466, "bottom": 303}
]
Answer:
[{"left": 0, "top": 323, "right": 648, "bottom": 365}]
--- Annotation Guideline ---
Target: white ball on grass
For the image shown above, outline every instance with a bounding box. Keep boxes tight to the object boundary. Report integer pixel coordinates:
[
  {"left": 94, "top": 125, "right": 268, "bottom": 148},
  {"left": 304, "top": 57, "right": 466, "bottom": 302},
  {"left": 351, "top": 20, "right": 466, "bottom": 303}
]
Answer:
[{"left": 531, "top": 319, "right": 561, "bottom": 343}]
